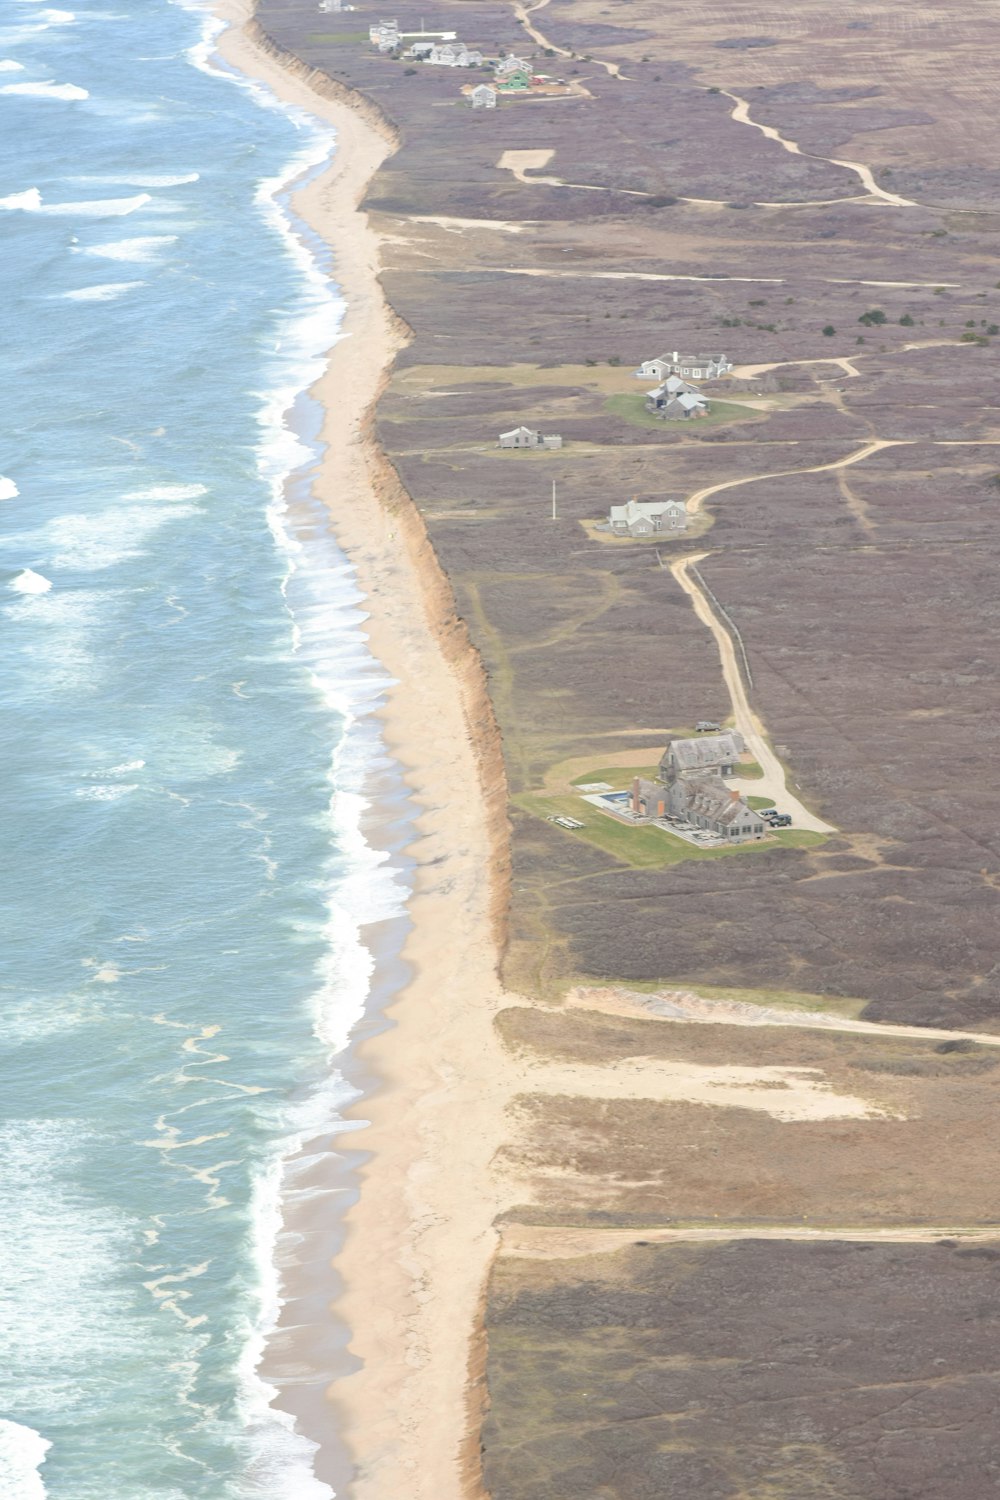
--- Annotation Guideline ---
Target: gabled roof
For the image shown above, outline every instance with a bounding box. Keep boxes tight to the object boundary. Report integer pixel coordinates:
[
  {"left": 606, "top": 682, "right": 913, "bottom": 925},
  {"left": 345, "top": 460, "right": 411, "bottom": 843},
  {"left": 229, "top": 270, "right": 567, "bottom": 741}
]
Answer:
[
  {"left": 681, "top": 778, "right": 756, "bottom": 827},
  {"left": 658, "top": 352, "right": 727, "bottom": 365},
  {"left": 499, "top": 425, "right": 536, "bottom": 438},
  {"left": 609, "top": 498, "right": 685, "bottom": 525},
  {"left": 666, "top": 732, "right": 744, "bottom": 771}
]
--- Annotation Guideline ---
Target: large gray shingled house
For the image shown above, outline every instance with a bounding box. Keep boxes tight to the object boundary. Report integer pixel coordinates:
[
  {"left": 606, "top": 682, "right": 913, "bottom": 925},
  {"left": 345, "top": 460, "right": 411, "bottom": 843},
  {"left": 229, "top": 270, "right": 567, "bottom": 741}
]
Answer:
[{"left": 629, "top": 730, "right": 768, "bottom": 842}]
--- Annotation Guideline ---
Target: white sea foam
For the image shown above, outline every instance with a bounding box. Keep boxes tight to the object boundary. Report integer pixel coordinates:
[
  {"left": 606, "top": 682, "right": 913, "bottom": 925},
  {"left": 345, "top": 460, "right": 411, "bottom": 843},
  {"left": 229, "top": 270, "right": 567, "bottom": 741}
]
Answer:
[
  {"left": 74, "top": 782, "right": 139, "bottom": 801},
  {"left": 0, "top": 188, "right": 42, "bottom": 210},
  {"left": 0, "top": 80, "right": 88, "bottom": 100},
  {"left": 44, "top": 503, "right": 196, "bottom": 570},
  {"left": 124, "top": 483, "right": 207, "bottom": 501},
  {"left": 0, "top": 188, "right": 152, "bottom": 216},
  {"left": 0, "top": 59, "right": 24, "bottom": 71},
  {"left": 60, "top": 280, "right": 143, "bottom": 301},
  {"left": 0, "top": 477, "right": 19, "bottom": 500},
  {"left": 77, "top": 235, "right": 177, "bottom": 262},
  {"left": 0, "top": 1420, "right": 50, "bottom": 1500},
  {"left": 74, "top": 172, "right": 199, "bottom": 187},
  {"left": 9, "top": 569, "right": 51, "bottom": 594}
]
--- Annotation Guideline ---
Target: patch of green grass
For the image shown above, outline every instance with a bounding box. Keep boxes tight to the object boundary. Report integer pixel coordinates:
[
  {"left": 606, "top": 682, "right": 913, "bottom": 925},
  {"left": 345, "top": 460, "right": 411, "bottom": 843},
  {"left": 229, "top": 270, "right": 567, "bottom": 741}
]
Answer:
[
  {"left": 516, "top": 793, "right": 825, "bottom": 870},
  {"left": 747, "top": 794, "right": 775, "bottom": 809},
  {"left": 605, "top": 392, "right": 761, "bottom": 432},
  {"left": 737, "top": 759, "right": 763, "bottom": 778},
  {"left": 771, "top": 829, "right": 827, "bottom": 850},
  {"left": 570, "top": 763, "right": 660, "bottom": 789}
]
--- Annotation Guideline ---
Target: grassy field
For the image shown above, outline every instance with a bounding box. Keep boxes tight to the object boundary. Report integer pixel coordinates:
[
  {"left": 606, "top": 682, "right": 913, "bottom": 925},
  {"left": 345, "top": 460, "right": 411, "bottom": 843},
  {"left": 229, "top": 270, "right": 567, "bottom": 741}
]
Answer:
[
  {"left": 605, "top": 392, "right": 764, "bottom": 432},
  {"left": 516, "top": 790, "right": 825, "bottom": 869}
]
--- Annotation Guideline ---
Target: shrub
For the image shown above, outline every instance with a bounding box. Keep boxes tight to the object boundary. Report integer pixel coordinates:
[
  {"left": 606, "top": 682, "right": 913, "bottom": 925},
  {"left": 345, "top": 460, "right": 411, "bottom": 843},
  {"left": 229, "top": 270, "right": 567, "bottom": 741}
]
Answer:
[
  {"left": 404, "top": 66, "right": 417, "bottom": 74},
  {"left": 858, "top": 308, "right": 887, "bottom": 326},
  {"left": 607, "top": 356, "right": 622, "bottom": 366},
  {"left": 822, "top": 325, "right": 836, "bottom": 337},
  {"left": 899, "top": 313, "right": 914, "bottom": 326},
  {"left": 989, "top": 324, "right": 999, "bottom": 336}
]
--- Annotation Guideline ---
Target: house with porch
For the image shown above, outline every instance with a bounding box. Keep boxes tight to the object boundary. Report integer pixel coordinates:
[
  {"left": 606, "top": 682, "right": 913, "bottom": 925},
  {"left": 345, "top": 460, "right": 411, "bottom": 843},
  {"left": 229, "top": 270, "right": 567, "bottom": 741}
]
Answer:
[
  {"left": 498, "top": 425, "right": 563, "bottom": 450},
  {"left": 629, "top": 729, "right": 766, "bottom": 843},
  {"left": 608, "top": 498, "right": 687, "bottom": 537},
  {"left": 495, "top": 54, "right": 532, "bottom": 76},
  {"left": 636, "top": 351, "right": 733, "bottom": 382},
  {"left": 427, "top": 41, "right": 484, "bottom": 66},
  {"left": 370, "top": 19, "right": 399, "bottom": 47},
  {"left": 496, "top": 65, "right": 532, "bottom": 90},
  {"left": 470, "top": 83, "right": 498, "bottom": 108}
]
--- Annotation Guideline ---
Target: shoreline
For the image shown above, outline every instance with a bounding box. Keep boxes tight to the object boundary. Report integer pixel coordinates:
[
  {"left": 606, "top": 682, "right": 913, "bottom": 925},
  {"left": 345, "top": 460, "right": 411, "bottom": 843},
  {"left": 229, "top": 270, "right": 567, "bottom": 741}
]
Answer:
[{"left": 214, "top": 4, "right": 516, "bottom": 1497}]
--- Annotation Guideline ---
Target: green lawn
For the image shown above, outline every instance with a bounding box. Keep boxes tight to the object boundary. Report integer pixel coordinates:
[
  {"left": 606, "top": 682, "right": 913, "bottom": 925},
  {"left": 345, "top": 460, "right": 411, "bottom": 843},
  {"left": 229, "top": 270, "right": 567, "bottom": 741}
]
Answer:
[
  {"left": 517, "top": 792, "right": 826, "bottom": 869},
  {"left": 571, "top": 764, "right": 660, "bottom": 789},
  {"left": 747, "top": 794, "right": 775, "bottom": 809},
  {"left": 605, "top": 392, "right": 762, "bottom": 432}
]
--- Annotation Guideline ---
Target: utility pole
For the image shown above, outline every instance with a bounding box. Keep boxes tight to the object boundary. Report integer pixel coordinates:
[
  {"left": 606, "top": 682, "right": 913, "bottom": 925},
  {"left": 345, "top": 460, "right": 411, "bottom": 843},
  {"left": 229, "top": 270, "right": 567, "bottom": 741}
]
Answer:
[{"left": 551, "top": 479, "right": 557, "bottom": 520}]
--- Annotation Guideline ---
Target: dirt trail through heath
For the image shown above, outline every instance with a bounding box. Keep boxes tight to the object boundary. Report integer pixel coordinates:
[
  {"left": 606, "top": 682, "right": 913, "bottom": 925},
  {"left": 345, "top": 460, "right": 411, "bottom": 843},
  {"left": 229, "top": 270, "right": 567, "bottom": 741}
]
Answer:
[
  {"left": 501, "top": 1222, "right": 1000, "bottom": 1260},
  {"left": 720, "top": 91, "right": 918, "bottom": 208},
  {"left": 668, "top": 437, "right": 908, "bottom": 831},
  {"left": 565, "top": 984, "right": 1000, "bottom": 1048},
  {"left": 511, "top": 0, "right": 628, "bottom": 77}
]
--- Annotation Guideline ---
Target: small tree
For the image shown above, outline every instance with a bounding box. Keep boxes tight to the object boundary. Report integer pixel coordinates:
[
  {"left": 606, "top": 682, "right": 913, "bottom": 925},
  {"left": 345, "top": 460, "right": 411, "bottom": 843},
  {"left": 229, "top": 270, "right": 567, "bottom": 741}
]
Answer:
[
  {"left": 899, "top": 313, "right": 914, "bottom": 326},
  {"left": 858, "top": 308, "right": 887, "bottom": 326},
  {"left": 822, "top": 325, "right": 836, "bottom": 337}
]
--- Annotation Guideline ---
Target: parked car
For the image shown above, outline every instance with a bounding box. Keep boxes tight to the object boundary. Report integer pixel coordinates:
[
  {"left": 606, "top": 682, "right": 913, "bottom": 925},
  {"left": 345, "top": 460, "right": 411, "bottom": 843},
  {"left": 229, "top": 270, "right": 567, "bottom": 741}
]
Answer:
[
  {"left": 695, "top": 720, "right": 721, "bottom": 733},
  {"left": 764, "top": 810, "right": 792, "bottom": 827}
]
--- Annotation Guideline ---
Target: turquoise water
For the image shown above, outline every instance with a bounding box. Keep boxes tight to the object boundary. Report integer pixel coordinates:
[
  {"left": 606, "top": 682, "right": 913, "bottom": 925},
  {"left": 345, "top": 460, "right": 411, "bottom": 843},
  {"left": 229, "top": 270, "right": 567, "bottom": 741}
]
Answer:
[{"left": 0, "top": 3, "right": 403, "bottom": 1495}]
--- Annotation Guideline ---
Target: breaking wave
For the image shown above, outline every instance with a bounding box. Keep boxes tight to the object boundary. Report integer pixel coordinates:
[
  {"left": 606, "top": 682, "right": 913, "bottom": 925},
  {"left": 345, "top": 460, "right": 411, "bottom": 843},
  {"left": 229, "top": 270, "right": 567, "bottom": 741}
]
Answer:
[{"left": 0, "top": 1420, "right": 50, "bottom": 1500}]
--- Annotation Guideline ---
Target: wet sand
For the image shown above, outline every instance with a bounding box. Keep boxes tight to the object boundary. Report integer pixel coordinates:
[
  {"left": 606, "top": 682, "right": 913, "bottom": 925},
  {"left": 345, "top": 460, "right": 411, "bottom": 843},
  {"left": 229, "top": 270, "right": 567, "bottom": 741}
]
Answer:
[{"left": 214, "top": 4, "right": 517, "bottom": 1498}]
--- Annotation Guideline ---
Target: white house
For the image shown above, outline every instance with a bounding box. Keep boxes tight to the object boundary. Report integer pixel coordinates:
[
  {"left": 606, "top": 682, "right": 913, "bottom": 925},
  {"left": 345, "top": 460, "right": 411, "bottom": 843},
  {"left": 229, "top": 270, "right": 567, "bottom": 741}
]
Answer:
[
  {"left": 471, "top": 83, "right": 498, "bottom": 109},
  {"left": 494, "top": 54, "right": 532, "bottom": 75},
  {"left": 635, "top": 351, "right": 733, "bottom": 382},
  {"left": 427, "top": 41, "right": 483, "bottom": 66},
  {"left": 608, "top": 499, "right": 688, "bottom": 537},
  {"left": 406, "top": 39, "right": 435, "bottom": 58},
  {"left": 369, "top": 19, "right": 399, "bottom": 45},
  {"left": 498, "top": 425, "right": 562, "bottom": 450}
]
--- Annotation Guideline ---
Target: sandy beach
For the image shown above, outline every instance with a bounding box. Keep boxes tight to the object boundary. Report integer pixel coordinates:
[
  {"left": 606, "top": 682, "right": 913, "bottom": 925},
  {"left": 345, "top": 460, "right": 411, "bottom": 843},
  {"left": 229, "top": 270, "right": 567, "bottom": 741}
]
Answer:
[{"left": 214, "top": 4, "right": 518, "bottom": 1497}]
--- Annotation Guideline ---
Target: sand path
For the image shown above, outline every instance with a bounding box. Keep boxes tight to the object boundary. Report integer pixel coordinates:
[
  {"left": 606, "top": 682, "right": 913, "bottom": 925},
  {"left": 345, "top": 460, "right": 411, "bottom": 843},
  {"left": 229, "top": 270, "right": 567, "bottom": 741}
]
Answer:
[
  {"left": 720, "top": 91, "right": 918, "bottom": 208},
  {"left": 671, "top": 552, "right": 836, "bottom": 832},
  {"left": 518, "top": 1055, "right": 888, "bottom": 1122},
  {"left": 565, "top": 984, "right": 1000, "bottom": 1048},
  {"left": 479, "top": 265, "right": 961, "bottom": 291},
  {"left": 496, "top": 148, "right": 885, "bottom": 211},
  {"left": 667, "top": 436, "right": 904, "bottom": 832},
  {"left": 511, "top": 0, "right": 628, "bottom": 77},
  {"left": 501, "top": 1222, "right": 1000, "bottom": 1259}
]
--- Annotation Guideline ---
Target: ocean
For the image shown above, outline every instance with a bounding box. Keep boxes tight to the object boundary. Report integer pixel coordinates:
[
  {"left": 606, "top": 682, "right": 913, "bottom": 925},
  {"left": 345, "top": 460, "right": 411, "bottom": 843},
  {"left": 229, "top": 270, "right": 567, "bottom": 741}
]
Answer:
[{"left": 0, "top": 2, "right": 405, "bottom": 1495}]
